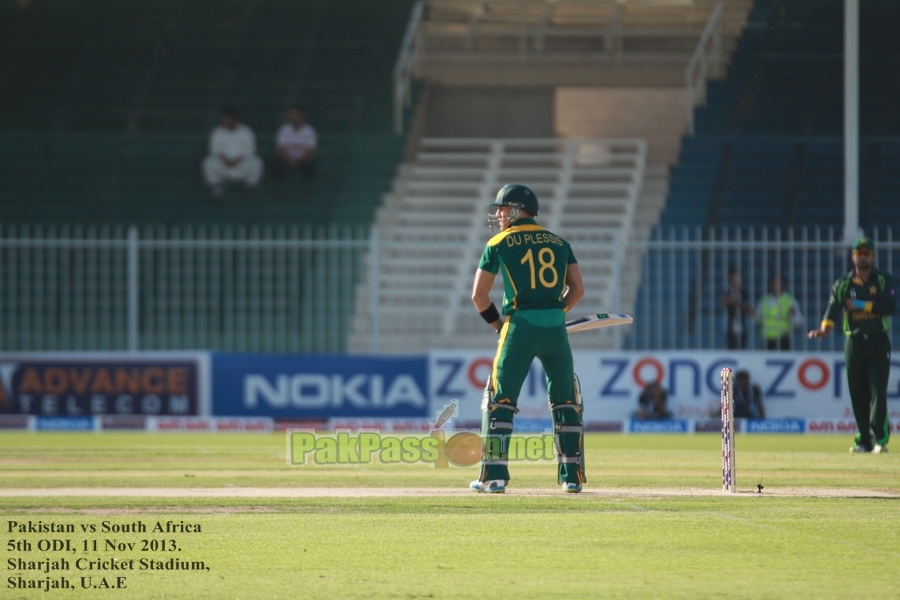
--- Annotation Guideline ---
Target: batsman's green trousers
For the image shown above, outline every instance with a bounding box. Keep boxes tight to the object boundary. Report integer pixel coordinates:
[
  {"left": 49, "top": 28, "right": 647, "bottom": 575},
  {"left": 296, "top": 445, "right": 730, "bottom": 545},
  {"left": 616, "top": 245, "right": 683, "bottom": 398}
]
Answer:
[{"left": 480, "top": 309, "right": 583, "bottom": 484}]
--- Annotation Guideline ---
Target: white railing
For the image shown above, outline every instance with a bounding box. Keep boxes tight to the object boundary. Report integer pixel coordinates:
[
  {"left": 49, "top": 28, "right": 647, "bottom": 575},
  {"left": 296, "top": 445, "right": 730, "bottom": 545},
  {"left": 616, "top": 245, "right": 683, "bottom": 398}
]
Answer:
[
  {"left": 6, "top": 224, "right": 895, "bottom": 354},
  {"left": 393, "top": 0, "right": 726, "bottom": 134},
  {"left": 628, "top": 226, "right": 900, "bottom": 352},
  {"left": 421, "top": 0, "right": 715, "bottom": 61},
  {"left": 685, "top": 0, "right": 724, "bottom": 135},
  {"left": 0, "top": 225, "right": 369, "bottom": 353}
]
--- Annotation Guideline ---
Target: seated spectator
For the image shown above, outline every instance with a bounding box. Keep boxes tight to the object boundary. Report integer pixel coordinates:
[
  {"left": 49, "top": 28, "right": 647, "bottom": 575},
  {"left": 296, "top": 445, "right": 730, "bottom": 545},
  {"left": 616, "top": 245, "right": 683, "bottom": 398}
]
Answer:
[
  {"left": 271, "top": 105, "right": 317, "bottom": 190},
  {"left": 201, "top": 107, "right": 264, "bottom": 199},
  {"left": 635, "top": 380, "right": 672, "bottom": 420},
  {"left": 733, "top": 370, "right": 765, "bottom": 418}
]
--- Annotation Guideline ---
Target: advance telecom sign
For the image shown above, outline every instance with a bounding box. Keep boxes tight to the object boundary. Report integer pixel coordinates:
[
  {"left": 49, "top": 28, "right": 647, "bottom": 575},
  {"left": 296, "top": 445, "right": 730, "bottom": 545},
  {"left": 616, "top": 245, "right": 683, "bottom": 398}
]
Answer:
[
  {"left": 212, "top": 354, "right": 429, "bottom": 418},
  {"left": 0, "top": 353, "right": 208, "bottom": 416}
]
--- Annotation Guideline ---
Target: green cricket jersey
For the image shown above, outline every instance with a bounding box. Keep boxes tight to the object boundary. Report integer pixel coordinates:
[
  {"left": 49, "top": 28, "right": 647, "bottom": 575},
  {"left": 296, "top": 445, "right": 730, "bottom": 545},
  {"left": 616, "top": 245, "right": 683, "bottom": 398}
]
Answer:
[
  {"left": 822, "top": 267, "right": 897, "bottom": 336},
  {"left": 478, "top": 219, "right": 577, "bottom": 317}
]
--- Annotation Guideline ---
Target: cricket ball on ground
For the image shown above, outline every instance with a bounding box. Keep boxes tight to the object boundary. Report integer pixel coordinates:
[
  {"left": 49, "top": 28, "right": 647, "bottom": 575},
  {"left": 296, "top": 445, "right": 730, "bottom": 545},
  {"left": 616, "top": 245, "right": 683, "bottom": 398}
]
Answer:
[{"left": 444, "top": 432, "right": 483, "bottom": 467}]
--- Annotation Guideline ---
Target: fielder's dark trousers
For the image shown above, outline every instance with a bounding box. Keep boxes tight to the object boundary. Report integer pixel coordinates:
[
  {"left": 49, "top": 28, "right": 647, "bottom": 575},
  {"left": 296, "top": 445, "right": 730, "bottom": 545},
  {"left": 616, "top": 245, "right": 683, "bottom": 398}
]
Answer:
[
  {"left": 845, "top": 333, "right": 892, "bottom": 447},
  {"left": 270, "top": 156, "right": 316, "bottom": 183}
]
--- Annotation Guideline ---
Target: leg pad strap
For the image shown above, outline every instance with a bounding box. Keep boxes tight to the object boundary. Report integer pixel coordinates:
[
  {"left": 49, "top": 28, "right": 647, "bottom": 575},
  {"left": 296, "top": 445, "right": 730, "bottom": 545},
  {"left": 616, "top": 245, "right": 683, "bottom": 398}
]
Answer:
[
  {"left": 480, "top": 376, "right": 516, "bottom": 483},
  {"left": 550, "top": 374, "right": 586, "bottom": 485}
]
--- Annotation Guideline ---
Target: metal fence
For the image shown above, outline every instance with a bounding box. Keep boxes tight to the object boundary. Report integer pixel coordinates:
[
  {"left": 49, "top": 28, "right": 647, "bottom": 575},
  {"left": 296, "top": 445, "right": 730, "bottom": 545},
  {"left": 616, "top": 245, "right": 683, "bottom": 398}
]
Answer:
[
  {"left": 3, "top": 225, "right": 899, "bottom": 353},
  {"left": 0, "top": 225, "right": 369, "bottom": 352},
  {"left": 626, "top": 227, "right": 900, "bottom": 352}
]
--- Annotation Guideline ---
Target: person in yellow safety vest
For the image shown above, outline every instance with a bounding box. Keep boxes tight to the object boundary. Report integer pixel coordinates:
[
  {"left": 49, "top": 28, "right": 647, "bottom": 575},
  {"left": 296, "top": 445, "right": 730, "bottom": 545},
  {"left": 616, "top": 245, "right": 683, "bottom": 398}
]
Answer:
[{"left": 756, "top": 274, "right": 804, "bottom": 350}]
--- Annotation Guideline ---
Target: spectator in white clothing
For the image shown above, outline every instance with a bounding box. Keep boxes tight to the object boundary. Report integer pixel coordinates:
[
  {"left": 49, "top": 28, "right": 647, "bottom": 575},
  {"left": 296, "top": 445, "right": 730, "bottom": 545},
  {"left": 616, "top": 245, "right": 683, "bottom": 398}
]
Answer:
[
  {"left": 201, "top": 107, "right": 264, "bottom": 199},
  {"left": 271, "top": 105, "right": 317, "bottom": 188}
]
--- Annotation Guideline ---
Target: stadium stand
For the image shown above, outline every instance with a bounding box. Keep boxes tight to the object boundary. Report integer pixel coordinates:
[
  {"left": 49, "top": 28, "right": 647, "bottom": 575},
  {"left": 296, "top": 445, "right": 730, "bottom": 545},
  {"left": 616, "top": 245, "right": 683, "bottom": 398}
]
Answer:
[
  {"left": 660, "top": 0, "right": 900, "bottom": 231},
  {"left": 0, "top": 0, "right": 414, "bottom": 225},
  {"left": 630, "top": 0, "right": 900, "bottom": 350}
]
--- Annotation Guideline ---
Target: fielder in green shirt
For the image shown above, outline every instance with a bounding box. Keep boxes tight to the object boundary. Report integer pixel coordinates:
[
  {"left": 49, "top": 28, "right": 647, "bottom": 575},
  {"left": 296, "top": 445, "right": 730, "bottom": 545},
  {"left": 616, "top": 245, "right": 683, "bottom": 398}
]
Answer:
[
  {"left": 469, "top": 184, "right": 586, "bottom": 493},
  {"left": 808, "top": 236, "right": 895, "bottom": 453}
]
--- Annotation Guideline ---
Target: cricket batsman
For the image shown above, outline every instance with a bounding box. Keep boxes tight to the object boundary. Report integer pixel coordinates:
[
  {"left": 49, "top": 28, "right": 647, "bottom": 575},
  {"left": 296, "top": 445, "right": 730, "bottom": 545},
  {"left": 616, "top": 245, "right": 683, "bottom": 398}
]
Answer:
[{"left": 470, "top": 184, "right": 586, "bottom": 493}]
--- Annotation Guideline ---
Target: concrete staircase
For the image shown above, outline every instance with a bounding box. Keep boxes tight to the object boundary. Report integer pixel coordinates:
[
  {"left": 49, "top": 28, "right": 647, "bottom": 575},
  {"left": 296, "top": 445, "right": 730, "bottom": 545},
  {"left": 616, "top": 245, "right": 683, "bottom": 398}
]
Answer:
[{"left": 348, "top": 137, "right": 666, "bottom": 353}]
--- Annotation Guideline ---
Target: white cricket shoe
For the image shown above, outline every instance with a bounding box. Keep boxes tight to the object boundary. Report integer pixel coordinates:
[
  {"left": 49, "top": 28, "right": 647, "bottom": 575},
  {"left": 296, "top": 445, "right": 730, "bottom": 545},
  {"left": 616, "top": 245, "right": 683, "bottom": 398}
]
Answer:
[
  {"left": 469, "top": 479, "right": 506, "bottom": 493},
  {"left": 873, "top": 444, "right": 889, "bottom": 454},
  {"left": 561, "top": 482, "right": 582, "bottom": 493}
]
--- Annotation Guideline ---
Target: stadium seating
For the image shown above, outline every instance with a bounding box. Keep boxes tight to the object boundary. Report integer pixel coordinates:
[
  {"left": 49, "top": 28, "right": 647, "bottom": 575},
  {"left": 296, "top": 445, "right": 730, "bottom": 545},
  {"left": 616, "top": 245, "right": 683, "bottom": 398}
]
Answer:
[
  {"left": 660, "top": 0, "right": 900, "bottom": 232},
  {"left": 0, "top": 0, "right": 415, "bottom": 225},
  {"left": 631, "top": 0, "right": 900, "bottom": 349}
]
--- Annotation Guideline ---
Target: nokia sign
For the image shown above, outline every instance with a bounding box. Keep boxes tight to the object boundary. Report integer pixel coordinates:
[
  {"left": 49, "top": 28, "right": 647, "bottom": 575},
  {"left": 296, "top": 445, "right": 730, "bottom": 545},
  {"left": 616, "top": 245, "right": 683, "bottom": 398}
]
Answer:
[
  {"left": 243, "top": 374, "right": 426, "bottom": 410},
  {"left": 213, "top": 354, "right": 429, "bottom": 418}
]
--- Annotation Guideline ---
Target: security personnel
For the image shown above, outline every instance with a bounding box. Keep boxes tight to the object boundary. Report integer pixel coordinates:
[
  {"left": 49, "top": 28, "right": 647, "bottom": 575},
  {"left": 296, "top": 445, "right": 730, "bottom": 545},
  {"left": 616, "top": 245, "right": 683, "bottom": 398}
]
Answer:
[
  {"left": 757, "top": 275, "right": 803, "bottom": 350},
  {"left": 808, "top": 236, "right": 895, "bottom": 453},
  {"left": 470, "top": 184, "right": 586, "bottom": 493}
]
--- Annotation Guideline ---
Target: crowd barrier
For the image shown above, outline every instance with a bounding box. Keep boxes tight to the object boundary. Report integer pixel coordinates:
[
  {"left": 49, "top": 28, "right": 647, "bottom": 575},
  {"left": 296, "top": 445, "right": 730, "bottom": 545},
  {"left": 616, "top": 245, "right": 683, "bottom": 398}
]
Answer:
[{"left": 1, "top": 351, "right": 897, "bottom": 430}]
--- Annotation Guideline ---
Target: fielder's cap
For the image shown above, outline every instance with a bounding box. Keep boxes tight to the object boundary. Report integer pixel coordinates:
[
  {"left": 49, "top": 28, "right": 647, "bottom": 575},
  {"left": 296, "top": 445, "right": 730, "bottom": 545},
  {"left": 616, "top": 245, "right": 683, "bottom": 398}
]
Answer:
[
  {"left": 852, "top": 236, "right": 875, "bottom": 251},
  {"left": 489, "top": 184, "right": 539, "bottom": 216}
]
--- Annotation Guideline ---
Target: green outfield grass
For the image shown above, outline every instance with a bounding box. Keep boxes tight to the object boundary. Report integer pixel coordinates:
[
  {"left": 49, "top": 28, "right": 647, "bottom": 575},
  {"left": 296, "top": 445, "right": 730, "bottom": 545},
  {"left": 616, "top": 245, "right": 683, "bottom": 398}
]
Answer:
[{"left": 1, "top": 433, "right": 898, "bottom": 599}]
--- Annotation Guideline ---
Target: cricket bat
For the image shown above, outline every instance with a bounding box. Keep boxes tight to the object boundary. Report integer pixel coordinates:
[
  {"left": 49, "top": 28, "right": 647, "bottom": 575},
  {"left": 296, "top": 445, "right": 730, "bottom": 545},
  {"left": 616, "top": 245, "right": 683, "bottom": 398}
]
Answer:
[{"left": 565, "top": 313, "right": 633, "bottom": 333}]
